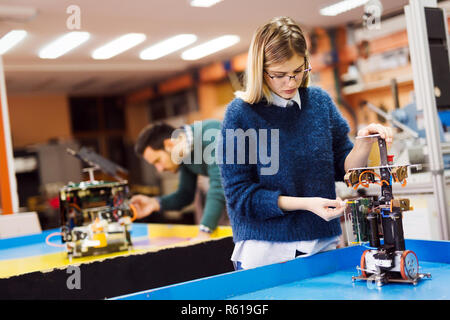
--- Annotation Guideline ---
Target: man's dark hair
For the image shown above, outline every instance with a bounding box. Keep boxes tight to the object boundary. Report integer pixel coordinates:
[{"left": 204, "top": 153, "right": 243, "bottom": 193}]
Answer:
[{"left": 134, "top": 122, "right": 176, "bottom": 156}]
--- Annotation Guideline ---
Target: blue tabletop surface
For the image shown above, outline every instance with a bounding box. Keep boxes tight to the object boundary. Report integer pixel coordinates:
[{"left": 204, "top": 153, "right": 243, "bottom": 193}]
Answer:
[
  {"left": 113, "top": 239, "right": 450, "bottom": 300},
  {"left": 230, "top": 261, "right": 448, "bottom": 300},
  {"left": 0, "top": 223, "right": 149, "bottom": 260}
]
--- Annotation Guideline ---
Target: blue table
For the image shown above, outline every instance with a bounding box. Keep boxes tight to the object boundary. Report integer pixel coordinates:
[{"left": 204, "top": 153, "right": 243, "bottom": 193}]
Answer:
[
  {"left": 0, "top": 224, "right": 235, "bottom": 299},
  {"left": 113, "top": 239, "right": 450, "bottom": 300}
]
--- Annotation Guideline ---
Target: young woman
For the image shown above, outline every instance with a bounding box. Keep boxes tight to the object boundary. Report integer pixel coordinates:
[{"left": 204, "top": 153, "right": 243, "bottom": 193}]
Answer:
[{"left": 218, "top": 16, "right": 393, "bottom": 270}]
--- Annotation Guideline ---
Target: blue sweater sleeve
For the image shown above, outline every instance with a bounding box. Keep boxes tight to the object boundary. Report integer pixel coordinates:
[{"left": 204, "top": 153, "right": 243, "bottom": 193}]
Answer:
[
  {"left": 326, "top": 93, "right": 354, "bottom": 181},
  {"left": 218, "top": 101, "right": 285, "bottom": 221}
]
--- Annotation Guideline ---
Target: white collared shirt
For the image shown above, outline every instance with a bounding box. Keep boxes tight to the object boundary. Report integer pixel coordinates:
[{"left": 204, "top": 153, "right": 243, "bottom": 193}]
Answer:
[
  {"left": 231, "top": 236, "right": 341, "bottom": 269},
  {"left": 231, "top": 89, "right": 340, "bottom": 269},
  {"left": 270, "top": 90, "right": 301, "bottom": 109}
]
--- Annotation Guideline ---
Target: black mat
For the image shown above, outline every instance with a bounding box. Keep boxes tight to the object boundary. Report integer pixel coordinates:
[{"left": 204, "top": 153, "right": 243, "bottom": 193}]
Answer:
[{"left": 0, "top": 237, "right": 235, "bottom": 300}]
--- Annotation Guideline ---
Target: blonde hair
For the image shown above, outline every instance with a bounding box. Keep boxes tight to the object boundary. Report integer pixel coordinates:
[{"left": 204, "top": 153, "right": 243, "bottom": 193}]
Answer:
[{"left": 235, "top": 16, "right": 310, "bottom": 105}]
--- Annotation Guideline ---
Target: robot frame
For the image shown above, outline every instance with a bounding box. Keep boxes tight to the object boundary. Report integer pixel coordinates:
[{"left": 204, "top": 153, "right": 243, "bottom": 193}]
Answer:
[
  {"left": 59, "top": 147, "right": 137, "bottom": 260},
  {"left": 343, "top": 134, "right": 431, "bottom": 287}
]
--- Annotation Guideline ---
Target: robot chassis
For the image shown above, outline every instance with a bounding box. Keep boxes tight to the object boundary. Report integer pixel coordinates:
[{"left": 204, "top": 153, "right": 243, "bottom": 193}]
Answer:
[
  {"left": 59, "top": 179, "right": 136, "bottom": 260},
  {"left": 59, "top": 148, "right": 137, "bottom": 260},
  {"left": 344, "top": 135, "right": 431, "bottom": 287}
]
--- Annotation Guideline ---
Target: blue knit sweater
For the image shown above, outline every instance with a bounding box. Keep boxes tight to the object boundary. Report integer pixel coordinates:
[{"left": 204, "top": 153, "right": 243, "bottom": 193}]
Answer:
[{"left": 218, "top": 86, "right": 354, "bottom": 243}]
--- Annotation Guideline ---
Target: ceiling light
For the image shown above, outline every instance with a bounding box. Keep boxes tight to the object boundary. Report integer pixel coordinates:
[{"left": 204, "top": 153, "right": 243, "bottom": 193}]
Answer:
[
  {"left": 181, "top": 35, "right": 239, "bottom": 61},
  {"left": 0, "top": 30, "right": 27, "bottom": 55},
  {"left": 320, "top": 0, "right": 369, "bottom": 16},
  {"left": 190, "top": 0, "right": 223, "bottom": 8},
  {"left": 39, "top": 31, "right": 90, "bottom": 59},
  {"left": 140, "top": 34, "right": 197, "bottom": 60},
  {"left": 92, "top": 33, "right": 146, "bottom": 60},
  {"left": 0, "top": 5, "right": 37, "bottom": 22}
]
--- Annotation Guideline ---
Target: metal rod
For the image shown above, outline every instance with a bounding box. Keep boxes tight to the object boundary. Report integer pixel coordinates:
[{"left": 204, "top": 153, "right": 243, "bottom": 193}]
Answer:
[
  {"left": 365, "top": 102, "right": 419, "bottom": 138},
  {"left": 405, "top": 0, "right": 449, "bottom": 240}
]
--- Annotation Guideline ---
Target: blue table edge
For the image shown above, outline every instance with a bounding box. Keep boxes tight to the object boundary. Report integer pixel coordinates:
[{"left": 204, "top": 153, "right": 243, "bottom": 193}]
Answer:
[{"left": 111, "top": 239, "right": 450, "bottom": 300}]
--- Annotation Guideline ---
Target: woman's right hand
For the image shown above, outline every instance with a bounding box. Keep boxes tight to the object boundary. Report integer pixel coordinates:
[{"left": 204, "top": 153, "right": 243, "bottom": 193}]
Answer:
[
  {"left": 130, "top": 195, "right": 160, "bottom": 219},
  {"left": 278, "top": 195, "right": 347, "bottom": 221},
  {"left": 305, "top": 197, "right": 346, "bottom": 222}
]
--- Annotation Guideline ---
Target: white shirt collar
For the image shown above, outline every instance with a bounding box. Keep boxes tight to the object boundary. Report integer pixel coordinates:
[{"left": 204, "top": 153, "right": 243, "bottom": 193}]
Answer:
[{"left": 270, "top": 90, "right": 301, "bottom": 109}]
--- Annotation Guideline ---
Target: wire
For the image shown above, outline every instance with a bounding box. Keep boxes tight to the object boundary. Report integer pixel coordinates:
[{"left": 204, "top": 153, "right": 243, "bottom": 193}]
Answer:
[
  {"left": 45, "top": 232, "right": 66, "bottom": 248},
  {"left": 69, "top": 203, "right": 82, "bottom": 213},
  {"left": 357, "top": 170, "right": 391, "bottom": 188},
  {"left": 129, "top": 203, "right": 137, "bottom": 222},
  {"left": 356, "top": 241, "right": 379, "bottom": 250},
  {"left": 358, "top": 170, "right": 378, "bottom": 188},
  {"left": 401, "top": 179, "right": 407, "bottom": 187}
]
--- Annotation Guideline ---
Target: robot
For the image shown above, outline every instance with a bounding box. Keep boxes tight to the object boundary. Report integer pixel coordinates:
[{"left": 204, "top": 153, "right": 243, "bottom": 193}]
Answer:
[
  {"left": 59, "top": 147, "right": 137, "bottom": 260},
  {"left": 344, "top": 134, "right": 431, "bottom": 286}
]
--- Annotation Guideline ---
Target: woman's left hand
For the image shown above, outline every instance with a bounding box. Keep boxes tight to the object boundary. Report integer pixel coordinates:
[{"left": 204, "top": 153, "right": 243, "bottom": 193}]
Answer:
[{"left": 357, "top": 123, "right": 393, "bottom": 147}]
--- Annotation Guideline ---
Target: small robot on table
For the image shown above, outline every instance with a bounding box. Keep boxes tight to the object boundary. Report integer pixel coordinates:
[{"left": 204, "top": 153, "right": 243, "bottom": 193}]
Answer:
[
  {"left": 58, "top": 147, "right": 137, "bottom": 260},
  {"left": 343, "top": 134, "right": 431, "bottom": 287}
]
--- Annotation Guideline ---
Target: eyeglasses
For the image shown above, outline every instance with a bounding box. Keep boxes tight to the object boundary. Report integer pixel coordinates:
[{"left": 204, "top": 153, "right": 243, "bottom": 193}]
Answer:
[{"left": 264, "top": 66, "right": 312, "bottom": 84}]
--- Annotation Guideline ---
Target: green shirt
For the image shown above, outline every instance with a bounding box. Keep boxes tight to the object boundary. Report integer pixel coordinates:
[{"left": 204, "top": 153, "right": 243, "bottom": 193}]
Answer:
[{"left": 159, "top": 120, "right": 225, "bottom": 231}]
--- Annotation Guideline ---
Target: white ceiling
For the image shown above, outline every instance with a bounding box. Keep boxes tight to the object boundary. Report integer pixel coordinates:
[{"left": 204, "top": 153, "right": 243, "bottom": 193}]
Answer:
[{"left": 0, "top": 0, "right": 410, "bottom": 96}]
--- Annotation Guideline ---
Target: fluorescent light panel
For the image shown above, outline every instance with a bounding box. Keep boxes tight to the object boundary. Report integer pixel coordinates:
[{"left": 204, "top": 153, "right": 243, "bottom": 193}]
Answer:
[
  {"left": 190, "top": 0, "right": 223, "bottom": 8},
  {"left": 0, "top": 30, "right": 27, "bottom": 55},
  {"left": 39, "top": 31, "right": 90, "bottom": 59},
  {"left": 140, "top": 34, "right": 197, "bottom": 60},
  {"left": 181, "top": 35, "right": 239, "bottom": 61},
  {"left": 320, "top": 0, "right": 369, "bottom": 16},
  {"left": 0, "top": 5, "right": 37, "bottom": 21},
  {"left": 92, "top": 33, "right": 146, "bottom": 60}
]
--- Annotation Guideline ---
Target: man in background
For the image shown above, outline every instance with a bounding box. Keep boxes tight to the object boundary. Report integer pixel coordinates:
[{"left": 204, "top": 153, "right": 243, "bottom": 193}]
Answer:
[{"left": 131, "top": 120, "right": 226, "bottom": 240}]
